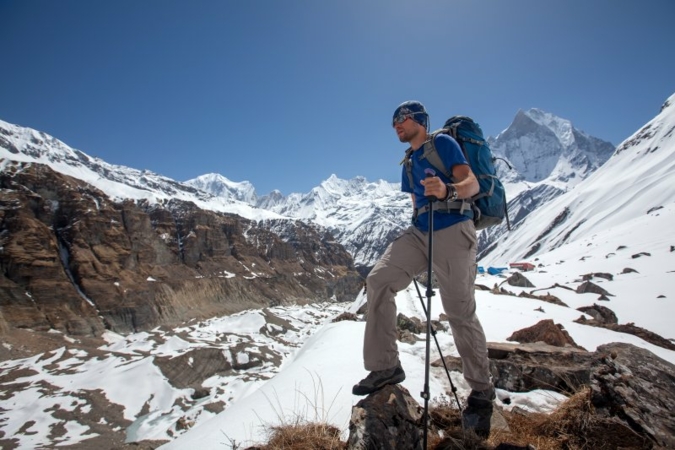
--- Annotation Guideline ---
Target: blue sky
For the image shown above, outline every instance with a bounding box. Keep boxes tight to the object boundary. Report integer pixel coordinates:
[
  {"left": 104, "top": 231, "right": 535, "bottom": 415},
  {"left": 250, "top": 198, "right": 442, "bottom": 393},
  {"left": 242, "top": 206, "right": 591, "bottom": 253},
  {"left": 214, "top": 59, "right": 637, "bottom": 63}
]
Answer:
[{"left": 1, "top": 1, "right": 673, "bottom": 196}]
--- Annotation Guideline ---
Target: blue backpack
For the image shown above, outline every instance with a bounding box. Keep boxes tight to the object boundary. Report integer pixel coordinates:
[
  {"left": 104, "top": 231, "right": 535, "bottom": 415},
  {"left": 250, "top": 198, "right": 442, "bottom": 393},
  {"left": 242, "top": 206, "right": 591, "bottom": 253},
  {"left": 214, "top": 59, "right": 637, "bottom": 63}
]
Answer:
[{"left": 403, "top": 116, "right": 509, "bottom": 230}]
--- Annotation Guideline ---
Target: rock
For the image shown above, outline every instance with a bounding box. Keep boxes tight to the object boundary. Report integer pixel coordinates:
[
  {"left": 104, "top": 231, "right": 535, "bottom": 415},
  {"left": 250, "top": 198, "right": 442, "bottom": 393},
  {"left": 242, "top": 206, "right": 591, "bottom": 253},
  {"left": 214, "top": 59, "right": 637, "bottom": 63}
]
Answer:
[
  {"left": 621, "top": 267, "right": 639, "bottom": 274},
  {"left": 576, "top": 280, "right": 613, "bottom": 297},
  {"left": 347, "top": 384, "right": 423, "bottom": 450},
  {"left": 398, "top": 329, "right": 419, "bottom": 344},
  {"left": 397, "top": 313, "right": 423, "bottom": 334},
  {"left": 581, "top": 272, "right": 614, "bottom": 281},
  {"left": 576, "top": 304, "right": 618, "bottom": 324},
  {"left": 333, "top": 312, "right": 358, "bottom": 323},
  {"left": 505, "top": 272, "right": 535, "bottom": 288},
  {"left": 486, "top": 342, "right": 593, "bottom": 394},
  {"left": 518, "top": 291, "right": 568, "bottom": 307},
  {"left": 591, "top": 343, "right": 675, "bottom": 448},
  {"left": 507, "top": 319, "right": 583, "bottom": 349},
  {"left": 347, "top": 343, "right": 675, "bottom": 449},
  {"left": 631, "top": 252, "right": 651, "bottom": 258}
]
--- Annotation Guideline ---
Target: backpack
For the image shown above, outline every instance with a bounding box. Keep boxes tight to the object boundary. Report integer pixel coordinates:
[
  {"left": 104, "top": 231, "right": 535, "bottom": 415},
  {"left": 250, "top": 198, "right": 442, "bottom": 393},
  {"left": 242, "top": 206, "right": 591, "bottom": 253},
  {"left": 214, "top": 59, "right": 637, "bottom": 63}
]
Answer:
[{"left": 402, "top": 115, "right": 509, "bottom": 230}]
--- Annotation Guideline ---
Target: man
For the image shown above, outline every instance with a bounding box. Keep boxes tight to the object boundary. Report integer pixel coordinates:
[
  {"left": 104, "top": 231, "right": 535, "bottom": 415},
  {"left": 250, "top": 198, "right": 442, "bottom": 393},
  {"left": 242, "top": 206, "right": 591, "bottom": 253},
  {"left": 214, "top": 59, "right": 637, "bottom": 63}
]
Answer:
[{"left": 352, "top": 100, "right": 495, "bottom": 432}]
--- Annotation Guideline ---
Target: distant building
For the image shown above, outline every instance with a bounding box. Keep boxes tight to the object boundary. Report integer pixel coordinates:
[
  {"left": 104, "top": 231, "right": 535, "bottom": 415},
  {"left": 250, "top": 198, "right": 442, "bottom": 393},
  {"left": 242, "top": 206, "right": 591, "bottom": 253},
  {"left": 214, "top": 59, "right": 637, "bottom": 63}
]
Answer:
[{"left": 509, "top": 262, "right": 535, "bottom": 271}]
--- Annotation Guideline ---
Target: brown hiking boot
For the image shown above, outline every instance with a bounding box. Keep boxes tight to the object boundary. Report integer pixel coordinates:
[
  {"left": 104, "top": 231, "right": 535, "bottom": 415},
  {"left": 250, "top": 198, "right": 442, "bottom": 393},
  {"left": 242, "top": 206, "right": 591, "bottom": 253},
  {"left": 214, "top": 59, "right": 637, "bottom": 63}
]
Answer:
[{"left": 352, "top": 363, "right": 406, "bottom": 396}]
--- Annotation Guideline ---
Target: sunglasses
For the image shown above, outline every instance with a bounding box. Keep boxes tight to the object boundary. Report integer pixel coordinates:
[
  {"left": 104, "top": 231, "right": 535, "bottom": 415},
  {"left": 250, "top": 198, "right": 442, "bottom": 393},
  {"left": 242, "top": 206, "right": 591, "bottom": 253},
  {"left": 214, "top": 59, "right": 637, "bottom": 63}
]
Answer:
[{"left": 392, "top": 113, "right": 414, "bottom": 126}]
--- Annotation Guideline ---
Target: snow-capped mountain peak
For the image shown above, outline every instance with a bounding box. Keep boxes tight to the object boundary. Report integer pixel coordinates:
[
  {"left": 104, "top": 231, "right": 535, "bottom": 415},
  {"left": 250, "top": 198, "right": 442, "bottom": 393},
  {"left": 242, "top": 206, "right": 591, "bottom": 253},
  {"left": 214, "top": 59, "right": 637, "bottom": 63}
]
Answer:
[
  {"left": 483, "top": 92, "right": 675, "bottom": 265},
  {"left": 489, "top": 108, "right": 615, "bottom": 187},
  {"left": 522, "top": 108, "right": 575, "bottom": 147},
  {"left": 184, "top": 172, "right": 257, "bottom": 204}
]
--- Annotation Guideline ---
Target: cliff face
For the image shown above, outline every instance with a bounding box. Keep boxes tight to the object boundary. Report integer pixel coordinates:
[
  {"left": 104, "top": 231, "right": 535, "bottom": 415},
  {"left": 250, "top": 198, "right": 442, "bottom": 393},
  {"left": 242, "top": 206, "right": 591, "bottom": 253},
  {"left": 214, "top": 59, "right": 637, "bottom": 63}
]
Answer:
[{"left": 0, "top": 161, "right": 361, "bottom": 336}]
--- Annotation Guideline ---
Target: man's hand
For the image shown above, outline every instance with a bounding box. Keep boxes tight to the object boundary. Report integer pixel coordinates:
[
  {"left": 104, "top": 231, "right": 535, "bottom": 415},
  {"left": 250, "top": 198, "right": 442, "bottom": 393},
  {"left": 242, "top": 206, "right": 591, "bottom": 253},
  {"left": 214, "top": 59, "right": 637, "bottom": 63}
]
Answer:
[{"left": 420, "top": 176, "right": 447, "bottom": 200}]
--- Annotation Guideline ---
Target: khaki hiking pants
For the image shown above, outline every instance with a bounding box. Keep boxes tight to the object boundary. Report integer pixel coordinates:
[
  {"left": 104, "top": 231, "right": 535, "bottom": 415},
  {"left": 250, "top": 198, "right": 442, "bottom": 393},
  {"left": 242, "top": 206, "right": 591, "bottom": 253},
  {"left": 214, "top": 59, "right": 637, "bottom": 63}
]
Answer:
[{"left": 363, "top": 219, "right": 492, "bottom": 392}]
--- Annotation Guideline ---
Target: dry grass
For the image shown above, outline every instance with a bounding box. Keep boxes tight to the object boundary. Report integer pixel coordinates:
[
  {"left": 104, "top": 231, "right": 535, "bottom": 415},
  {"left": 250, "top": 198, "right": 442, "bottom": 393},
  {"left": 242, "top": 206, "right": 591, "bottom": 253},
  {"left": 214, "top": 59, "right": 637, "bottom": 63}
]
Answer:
[
  {"left": 257, "top": 422, "right": 344, "bottom": 449},
  {"left": 234, "top": 386, "right": 651, "bottom": 449},
  {"left": 428, "top": 387, "right": 650, "bottom": 450}
]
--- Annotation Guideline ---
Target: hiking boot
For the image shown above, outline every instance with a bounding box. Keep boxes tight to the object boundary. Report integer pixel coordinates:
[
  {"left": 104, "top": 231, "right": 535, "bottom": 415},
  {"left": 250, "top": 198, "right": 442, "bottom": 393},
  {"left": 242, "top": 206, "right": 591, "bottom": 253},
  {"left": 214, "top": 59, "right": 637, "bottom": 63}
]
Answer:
[
  {"left": 462, "top": 385, "right": 496, "bottom": 438},
  {"left": 352, "top": 363, "right": 406, "bottom": 396},
  {"left": 466, "top": 385, "right": 496, "bottom": 408}
]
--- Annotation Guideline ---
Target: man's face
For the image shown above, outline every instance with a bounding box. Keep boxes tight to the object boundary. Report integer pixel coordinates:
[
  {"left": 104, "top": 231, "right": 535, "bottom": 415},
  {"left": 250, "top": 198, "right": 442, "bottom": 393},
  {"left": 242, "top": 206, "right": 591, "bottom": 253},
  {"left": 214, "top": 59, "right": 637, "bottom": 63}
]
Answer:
[{"left": 393, "top": 116, "right": 419, "bottom": 143}]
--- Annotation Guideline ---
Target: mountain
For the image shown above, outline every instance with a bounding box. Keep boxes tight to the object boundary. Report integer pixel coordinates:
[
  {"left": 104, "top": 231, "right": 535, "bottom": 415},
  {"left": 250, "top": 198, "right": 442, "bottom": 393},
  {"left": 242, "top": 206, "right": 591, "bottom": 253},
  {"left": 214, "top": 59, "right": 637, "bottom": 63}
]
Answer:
[
  {"left": 257, "top": 175, "right": 410, "bottom": 271},
  {"left": 0, "top": 106, "right": 618, "bottom": 285},
  {"left": 476, "top": 109, "right": 615, "bottom": 259},
  {"left": 0, "top": 120, "right": 363, "bottom": 336},
  {"left": 482, "top": 94, "right": 675, "bottom": 265},
  {"left": 0, "top": 119, "right": 280, "bottom": 222},
  {"left": 184, "top": 173, "right": 257, "bottom": 204},
  {"left": 489, "top": 108, "right": 615, "bottom": 188},
  {"left": 188, "top": 109, "right": 615, "bottom": 268}
]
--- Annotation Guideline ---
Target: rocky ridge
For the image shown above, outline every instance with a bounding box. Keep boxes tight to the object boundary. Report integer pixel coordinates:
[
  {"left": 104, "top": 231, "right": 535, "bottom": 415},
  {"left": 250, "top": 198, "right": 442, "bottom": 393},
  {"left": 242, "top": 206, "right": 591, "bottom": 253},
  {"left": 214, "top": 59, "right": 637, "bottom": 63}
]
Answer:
[{"left": 0, "top": 161, "right": 361, "bottom": 337}]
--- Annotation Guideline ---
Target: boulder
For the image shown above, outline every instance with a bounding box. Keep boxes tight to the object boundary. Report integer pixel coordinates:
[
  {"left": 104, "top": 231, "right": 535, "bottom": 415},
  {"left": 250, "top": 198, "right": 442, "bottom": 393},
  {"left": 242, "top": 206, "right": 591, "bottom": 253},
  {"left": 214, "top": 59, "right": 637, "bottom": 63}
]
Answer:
[
  {"left": 591, "top": 343, "right": 675, "bottom": 448},
  {"left": 507, "top": 319, "right": 583, "bottom": 349},
  {"left": 505, "top": 272, "right": 535, "bottom": 288},
  {"left": 576, "top": 280, "right": 613, "bottom": 297},
  {"left": 347, "top": 384, "right": 423, "bottom": 450},
  {"left": 576, "top": 304, "right": 618, "bottom": 324}
]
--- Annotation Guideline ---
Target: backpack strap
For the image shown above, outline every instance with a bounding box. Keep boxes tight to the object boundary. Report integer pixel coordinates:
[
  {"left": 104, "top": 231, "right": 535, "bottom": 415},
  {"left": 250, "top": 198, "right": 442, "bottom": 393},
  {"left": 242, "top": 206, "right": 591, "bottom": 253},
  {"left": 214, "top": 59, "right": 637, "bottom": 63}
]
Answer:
[
  {"left": 399, "top": 132, "right": 454, "bottom": 190},
  {"left": 399, "top": 146, "right": 414, "bottom": 189},
  {"left": 400, "top": 132, "right": 474, "bottom": 220},
  {"left": 421, "top": 132, "right": 453, "bottom": 180}
]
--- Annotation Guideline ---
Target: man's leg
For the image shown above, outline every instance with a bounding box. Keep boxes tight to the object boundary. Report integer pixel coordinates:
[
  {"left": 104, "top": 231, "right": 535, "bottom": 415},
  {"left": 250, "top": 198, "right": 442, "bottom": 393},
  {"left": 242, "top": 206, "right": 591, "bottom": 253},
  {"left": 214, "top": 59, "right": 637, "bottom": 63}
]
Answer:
[
  {"left": 433, "top": 220, "right": 491, "bottom": 392},
  {"left": 363, "top": 227, "right": 427, "bottom": 371}
]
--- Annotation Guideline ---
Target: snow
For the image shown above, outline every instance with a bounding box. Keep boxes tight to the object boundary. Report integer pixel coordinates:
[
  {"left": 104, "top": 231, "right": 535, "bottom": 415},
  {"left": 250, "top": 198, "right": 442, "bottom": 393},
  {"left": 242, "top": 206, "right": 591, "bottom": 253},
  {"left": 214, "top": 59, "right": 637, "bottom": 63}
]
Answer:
[{"left": 5, "top": 220, "right": 672, "bottom": 449}]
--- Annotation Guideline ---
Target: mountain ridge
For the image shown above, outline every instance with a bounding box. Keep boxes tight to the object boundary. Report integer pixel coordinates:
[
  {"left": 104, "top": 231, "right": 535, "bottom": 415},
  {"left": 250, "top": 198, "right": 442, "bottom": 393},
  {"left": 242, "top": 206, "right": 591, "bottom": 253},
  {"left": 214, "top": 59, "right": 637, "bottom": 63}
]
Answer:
[{"left": 0, "top": 106, "right": 627, "bottom": 270}]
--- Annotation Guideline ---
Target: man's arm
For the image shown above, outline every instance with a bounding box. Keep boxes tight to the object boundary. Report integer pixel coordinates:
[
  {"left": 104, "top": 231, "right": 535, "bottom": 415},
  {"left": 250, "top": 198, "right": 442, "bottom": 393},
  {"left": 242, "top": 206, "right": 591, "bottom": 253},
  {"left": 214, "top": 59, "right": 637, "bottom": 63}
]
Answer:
[{"left": 420, "top": 164, "right": 479, "bottom": 200}]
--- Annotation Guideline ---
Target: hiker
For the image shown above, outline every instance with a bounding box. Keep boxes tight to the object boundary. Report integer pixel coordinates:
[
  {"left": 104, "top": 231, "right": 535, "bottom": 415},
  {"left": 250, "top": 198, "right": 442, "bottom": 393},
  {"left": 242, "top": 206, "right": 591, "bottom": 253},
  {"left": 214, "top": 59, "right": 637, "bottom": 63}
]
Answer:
[{"left": 352, "top": 100, "right": 495, "bottom": 431}]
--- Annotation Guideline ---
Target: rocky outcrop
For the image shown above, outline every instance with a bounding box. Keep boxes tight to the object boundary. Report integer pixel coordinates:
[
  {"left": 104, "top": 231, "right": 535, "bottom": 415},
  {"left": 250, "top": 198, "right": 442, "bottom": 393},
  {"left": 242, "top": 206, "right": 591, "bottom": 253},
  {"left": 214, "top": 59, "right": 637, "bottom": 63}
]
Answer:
[
  {"left": 506, "top": 319, "right": 583, "bottom": 349},
  {"left": 591, "top": 343, "right": 675, "bottom": 448},
  {"left": 0, "top": 162, "right": 362, "bottom": 336},
  {"left": 347, "top": 384, "right": 423, "bottom": 450},
  {"left": 358, "top": 343, "right": 675, "bottom": 449},
  {"left": 576, "top": 303, "right": 618, "bottom": 324}
]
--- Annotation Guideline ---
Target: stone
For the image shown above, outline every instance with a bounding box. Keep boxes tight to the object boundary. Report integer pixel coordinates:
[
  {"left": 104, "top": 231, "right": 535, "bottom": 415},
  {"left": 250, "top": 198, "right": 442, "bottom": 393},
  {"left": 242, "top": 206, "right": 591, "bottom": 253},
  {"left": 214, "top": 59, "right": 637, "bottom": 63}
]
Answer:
[
  {"left": 576, "top": 303, "right": 618, "bottom": 324},
  {"left": 507, "top": 319, "right": 583, "bottom": 349},
  {"left": 397, "top": 313, "right": 423, "bottom": 334},
  {"left": 347, "top": 384, "right": 423, "bottom": 450},
  {"left": 591, "top": 343, "right": 675, "bottom": 448},
  {"left": 576, "top": 280, "right": 613, "bottom": 297},
  {"left": 505, "top": 272, "right": 535, "bottom": 288},
  {"left": 486, "top": 342, "right": 592, "bottom": 394}
]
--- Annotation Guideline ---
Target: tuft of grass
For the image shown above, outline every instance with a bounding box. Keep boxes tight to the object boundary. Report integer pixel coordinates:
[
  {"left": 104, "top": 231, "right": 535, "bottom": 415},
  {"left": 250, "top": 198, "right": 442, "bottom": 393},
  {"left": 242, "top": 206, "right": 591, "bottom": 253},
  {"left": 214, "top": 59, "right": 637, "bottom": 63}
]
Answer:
[{"left": 258, "top": 422, "right": 344, "bottom": 450}]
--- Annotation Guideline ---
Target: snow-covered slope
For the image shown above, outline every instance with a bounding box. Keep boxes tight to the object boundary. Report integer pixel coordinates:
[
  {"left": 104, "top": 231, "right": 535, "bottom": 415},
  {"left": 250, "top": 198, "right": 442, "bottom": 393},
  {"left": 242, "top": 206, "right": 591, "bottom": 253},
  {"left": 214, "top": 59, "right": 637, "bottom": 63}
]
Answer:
[{"left": 482, "top": 94, "right": 675, "bottom": 265}]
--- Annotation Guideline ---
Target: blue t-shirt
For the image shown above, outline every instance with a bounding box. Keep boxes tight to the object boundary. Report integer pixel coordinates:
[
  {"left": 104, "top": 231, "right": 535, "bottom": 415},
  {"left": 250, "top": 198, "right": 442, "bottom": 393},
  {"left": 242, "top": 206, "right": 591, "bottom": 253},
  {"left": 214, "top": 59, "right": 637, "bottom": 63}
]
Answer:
[{"left": 401, "top": 133, "right": 470, "bottom": 232}]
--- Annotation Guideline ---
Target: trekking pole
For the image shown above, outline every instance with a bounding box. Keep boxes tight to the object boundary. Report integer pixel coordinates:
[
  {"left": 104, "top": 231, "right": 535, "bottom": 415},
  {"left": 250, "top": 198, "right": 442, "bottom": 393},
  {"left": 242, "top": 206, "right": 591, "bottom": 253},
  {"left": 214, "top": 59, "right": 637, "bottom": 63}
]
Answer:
[
  {"left": 421, "top": 168, "right": 436, "bottom": 450},
  {"left": 412, "top": 278, "right": 462, "bottom": 412}
]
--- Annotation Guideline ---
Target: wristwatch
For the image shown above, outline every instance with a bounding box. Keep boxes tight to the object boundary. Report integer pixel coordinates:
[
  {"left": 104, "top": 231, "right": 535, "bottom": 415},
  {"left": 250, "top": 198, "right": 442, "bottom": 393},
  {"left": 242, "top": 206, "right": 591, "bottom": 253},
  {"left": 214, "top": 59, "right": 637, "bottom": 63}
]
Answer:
[{"left": 445, "top": 183, "right": 458, "bottom": 202}]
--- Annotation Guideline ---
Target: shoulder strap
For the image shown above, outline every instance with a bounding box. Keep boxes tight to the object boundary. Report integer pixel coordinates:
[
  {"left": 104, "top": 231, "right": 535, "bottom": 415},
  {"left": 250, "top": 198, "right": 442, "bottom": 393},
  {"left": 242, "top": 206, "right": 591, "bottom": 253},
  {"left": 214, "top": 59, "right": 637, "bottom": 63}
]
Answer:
[
  {"left": 422, "top": 133, "right": 452, "bottom": 180},
  {"left": 399, "top": 147, "right": 415, "bottom": 189},
  {"left": 399, "top": 132, "right": 456, "bottom": 189}
]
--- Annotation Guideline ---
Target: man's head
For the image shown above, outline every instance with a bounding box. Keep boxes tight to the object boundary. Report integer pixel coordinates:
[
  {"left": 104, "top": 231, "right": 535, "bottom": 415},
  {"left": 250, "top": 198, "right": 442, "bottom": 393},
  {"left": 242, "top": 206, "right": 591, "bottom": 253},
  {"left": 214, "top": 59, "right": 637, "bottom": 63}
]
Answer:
[{"left": 393, "top": 100, "right": 428, "bottom": 144}]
